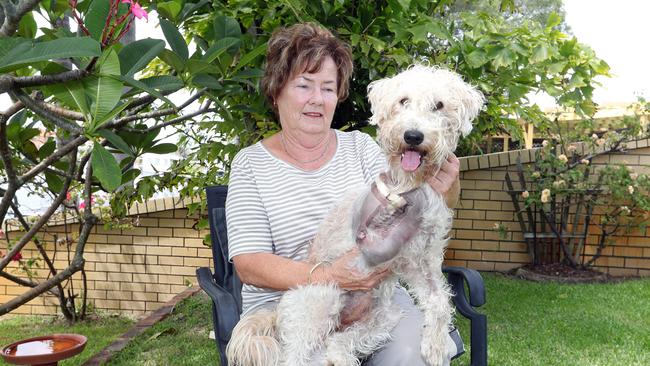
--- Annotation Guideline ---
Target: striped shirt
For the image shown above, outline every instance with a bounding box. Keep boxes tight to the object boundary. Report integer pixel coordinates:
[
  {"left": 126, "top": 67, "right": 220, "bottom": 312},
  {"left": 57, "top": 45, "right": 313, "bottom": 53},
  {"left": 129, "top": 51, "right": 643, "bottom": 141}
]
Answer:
[{"left": 226, "top": 130, "right": 387, "bottom": 313}]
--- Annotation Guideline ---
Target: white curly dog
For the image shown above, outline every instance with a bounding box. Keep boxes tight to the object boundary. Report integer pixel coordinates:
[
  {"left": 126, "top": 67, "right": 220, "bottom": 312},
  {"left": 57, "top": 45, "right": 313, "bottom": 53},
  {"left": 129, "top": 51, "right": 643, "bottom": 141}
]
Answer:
[{"left": 227, "top": 65, "right": 484, "bottom": 366}]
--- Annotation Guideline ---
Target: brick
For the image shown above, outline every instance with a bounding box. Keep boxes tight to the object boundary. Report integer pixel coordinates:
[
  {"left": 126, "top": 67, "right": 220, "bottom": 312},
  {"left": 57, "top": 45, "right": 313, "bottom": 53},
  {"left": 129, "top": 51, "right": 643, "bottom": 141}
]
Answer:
[
  {"left": 462, "top": 171, "right": 492, "bottom": 180},
  {"left": 159, "top": 237, "right": 184, "bottom": 247},
  {"left": 454, "top": 230, "right": 484, "bottom": 240},
  {"left": 173, "top": 228, "right": 199, "bottom": 238},
  {"left": 84, "top": 253, "right": 107, "bottom": 262},
  {"left": 149, "top": 210, "right": 175, "bottom": 218},
  {"left": 158, "top": 293, "right": 175, "bottom": 302},
  {"left": 159, "top": 218, "right": 185, "bottom": 228},
  {"left": 95, "top": 243, "right": 121, "bottom": 253},
  {"left": 466, "top": 261, "right": 495, "bottom": 271},
  {"left": 147, "top": 246, "right": 172, "bottom": 256},
  {"left": 197, "top": 248, "right": 212, "bottom": 258},
  {"left": 184, "top": 257, "right": 210, "bottom": 267},
  {"left": 472, "top": 240, "right": 498, "bottom": 251},
  {"left": 120, "top": 300, "right": 146, "bottom": 311},
  {"left": 170, "top": 285, "right": 190, "bottom": 294},
  {"left": 184, "top": 238, "right": 205, "bottom": 248},
  {"left": 87, "top": 290, "right": 107, "bottom": 299},
  {"left": 625, "top": 258, "right": 650, "bottom": 269},
  {"left": 454, "top": 250, "right": 482, "bottom": 260},
  {"left": 147, "top": 227, "right": 173, "bottom": 237},
  {"left": 608, "top": 267, "right": 639, "bottom": 277},
  {"left": 133, "top": 236, "right": 158, "bottom": 245},
  {"left": 122, "top": 245, "right": 147, "bottom": 255},
  {"left": 475, "top": 180, "right": 503, "bottom": 191},
  {"left": 172, "top": 247, "right": 197, "bottom": 257},
  {"left": 443, "top": 259, "right": 467, "bottom": 267},
  {"left": 95, "top": 282, "right": 120, "bottom": 291},
  {"left": 486, "top": 211, "right": 515, "bottom": 221},
  {"left": 509, "top": 253, "right": 531, "bottom": 263},
  {"left": 133, "top": 292, "right": 158, "bottom": 302},
  {"left": 88, "top": 234, "right": 108, "bottom": 244},
  {"left": 120, "top": 264, "right": 150, "bottom": 273},
  {"left": 93, "top": 299, "right": 120, "bottom": 309},
  {"left": 489, "top": 191, "right": 511, "bottom": 201},
  {"left": 107, "top": 235, "right": 133, "bottom": 245},
  {"left": 173, "top": 209, "right": 190, "bottom": 218},
  {"left": 456, "top": 200, "right": 474, "bottom": 209},
  {"left": 96, "top": 226, "right": 122, "bottom": 235},
  {"left": 171, "top": 266, "right": 197, "bottom": 276},
  {"left": 461, "top": 190, "right": 490, "bottom": 200},
  {"left": 142, "top": 265, "right": 172, "bottom": 275},
  {"left": 95, "top": 262, "right": 120, "bottom": 272},
  {"left": 158, "top": 256, "right": 180, "bottom": 266},
  {"left": 482, "top": 251, "right": 509, "bottom": 261},
  {"left": 146, "top": 283, "right": 171, "bottom": 293},
  {"left": 185, "top": 219, "right": 197, "bottom": 228},
  {"left": 146, "top": 302, "right": 165, "bottom": 312},
  {"left": 107, "top": 272, "right": 133, "bottom": 282},
  {"left": 500, "top": 242, "right": 527, "bottom": 252},
  {"left": 159, "top": 275, "right": 184, "bottom": 285},
  {"left": 133, "top": 273, "right": 158, "bottom": 283},
  {"left": 457, "top": 210, "right": 486, "bottom": 220},
  {"left": 473, "top": 200, "right": 500, "bottom": 210},
  {"left": 132, "top": 255, "right": 154, "bottom": 264},
  {"left": 121, "top": 282, "right": 147, "bottom": 292},
  {"left": 495, "top": 262, "right": 521, "bottom": 272},
  {"left": 107, "top": 254, "right": 133, "bottom": 264},
  {"left": 613, "top": 247, "right": 644, "bottom": 257},
  {"left": 452, "top": 219, "right": 473, "bottom": 229},
  {"left": 137, "top": 217, "right": 159, "bottom": 227}
]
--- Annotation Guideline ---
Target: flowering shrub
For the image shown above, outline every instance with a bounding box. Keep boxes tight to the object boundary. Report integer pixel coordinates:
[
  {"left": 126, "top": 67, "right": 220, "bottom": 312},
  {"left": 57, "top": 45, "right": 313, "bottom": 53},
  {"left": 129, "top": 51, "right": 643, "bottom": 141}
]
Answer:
[{"left": 508, "top": 100, "right": 650, "bottom": 267}]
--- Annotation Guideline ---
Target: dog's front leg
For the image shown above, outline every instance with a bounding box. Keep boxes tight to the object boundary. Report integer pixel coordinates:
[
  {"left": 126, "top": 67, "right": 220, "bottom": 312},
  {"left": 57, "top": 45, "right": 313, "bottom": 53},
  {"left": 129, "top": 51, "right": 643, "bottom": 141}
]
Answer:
[
  {"left": 399, "top": 258, "right": 454, "bottom": 366},
  {"left": 277, "top": 284, "right": 344, "bottom": 366}
]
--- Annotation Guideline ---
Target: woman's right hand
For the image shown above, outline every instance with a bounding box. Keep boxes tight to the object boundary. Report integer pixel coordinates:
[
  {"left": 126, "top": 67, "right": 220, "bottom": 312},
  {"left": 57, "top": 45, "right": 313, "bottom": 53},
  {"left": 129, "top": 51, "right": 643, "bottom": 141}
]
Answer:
[{"left": 314, "top": 248, "right": 391, "bottom": 290}]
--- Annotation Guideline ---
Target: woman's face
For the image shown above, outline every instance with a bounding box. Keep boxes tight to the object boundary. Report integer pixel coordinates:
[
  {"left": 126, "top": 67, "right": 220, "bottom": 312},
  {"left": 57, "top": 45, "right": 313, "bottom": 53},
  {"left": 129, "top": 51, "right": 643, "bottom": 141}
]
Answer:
[{"left": 276, "top": 57, "right": 339, "bottom": 137}]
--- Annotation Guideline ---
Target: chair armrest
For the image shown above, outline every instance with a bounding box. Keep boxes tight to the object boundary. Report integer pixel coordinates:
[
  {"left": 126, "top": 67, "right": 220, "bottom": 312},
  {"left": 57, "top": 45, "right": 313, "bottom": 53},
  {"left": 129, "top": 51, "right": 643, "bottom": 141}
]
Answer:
[
  {"left": 196, "top": 267, "right": 240, "bottom": 342},
  {"left": 442, "top": 266, "right": 486, "bottom": 307}
]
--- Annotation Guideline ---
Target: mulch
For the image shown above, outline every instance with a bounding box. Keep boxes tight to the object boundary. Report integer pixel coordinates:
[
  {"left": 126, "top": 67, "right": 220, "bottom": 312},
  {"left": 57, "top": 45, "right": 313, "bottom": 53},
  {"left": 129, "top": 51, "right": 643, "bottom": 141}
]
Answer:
[{"left": 513, "top": 263, "right": 636, "bottom": 284}]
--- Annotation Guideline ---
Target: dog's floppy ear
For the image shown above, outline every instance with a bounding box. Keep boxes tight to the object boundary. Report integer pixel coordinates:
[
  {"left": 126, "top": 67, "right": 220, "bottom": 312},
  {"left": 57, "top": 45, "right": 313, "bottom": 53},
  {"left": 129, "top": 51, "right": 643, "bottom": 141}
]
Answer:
[
  {"left": 367, "top": 77, "right": 391, "bottom": 126},
  {"left": 457, "top": 84, "right": 485, "bottom": 137}
]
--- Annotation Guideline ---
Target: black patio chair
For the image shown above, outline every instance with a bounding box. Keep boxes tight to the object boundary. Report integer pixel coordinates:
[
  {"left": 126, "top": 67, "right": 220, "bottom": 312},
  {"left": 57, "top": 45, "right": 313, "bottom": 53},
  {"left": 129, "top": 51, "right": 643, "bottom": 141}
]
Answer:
[{"left": 196, "top": 185, "right": 487, "bottom": 366}]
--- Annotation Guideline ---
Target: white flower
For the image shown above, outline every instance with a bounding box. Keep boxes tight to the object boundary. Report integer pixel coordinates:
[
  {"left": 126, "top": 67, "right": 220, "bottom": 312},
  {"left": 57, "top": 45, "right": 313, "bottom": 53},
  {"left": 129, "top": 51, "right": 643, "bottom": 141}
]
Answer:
[
  {"left": 522, "top": 191, "right": 530, "bottom": 198},
  {"left": 620, "top": 206, "right": 631, "bottom": 215},
  {"left": 552, "top": 180, "right": 566, "bottom": 189},
  {"left": 591, "top": 133, "right": 599, "bottom": 140},
  {"left": 532, "top": 171, "right": 541, "bottom": 178},
  {"left": 599, "top": 127, "right": 609, "bottom": 132},
  {"left": 628, "top": 185, "right": 635, "bottom": 194},
  {"left": 542, "top": 140, "right": 549, "bottom": 147},
  {"left": 567, "top": 145, "right": 577, "bottom": 152},
  {"left": 596, "top": 138, "right": 606, "bottom": 146},
  {"left": 558, "top": 154, "right": 568, "bottom": 163},
  {"left": 581, "top": 159, "right": 590, "bottom": 165},
  {"left": 541, "top": 189, "right": 551, "bottom": 203},
  {"left": 493, "top": 222, "right": 500, "bottom": 230},
  {"left": 630, "top": 173, "right": 638, "bottom": 180}
]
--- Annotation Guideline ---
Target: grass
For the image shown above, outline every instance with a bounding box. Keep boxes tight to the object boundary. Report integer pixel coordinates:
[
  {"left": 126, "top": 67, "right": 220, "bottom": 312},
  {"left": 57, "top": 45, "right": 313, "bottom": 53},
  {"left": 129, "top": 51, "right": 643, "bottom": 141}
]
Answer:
[
  {"left": 3, "top": 274, "right": 649, "bottom": 365},
  {"left": 106, "top": 291, "right": 218, "bottom": 365},
  {"left": 0, "top": 312, "right": 134, "bottom": 366},
  {"left": 453, "top": 273, "right": 650, "bottom": 366}
]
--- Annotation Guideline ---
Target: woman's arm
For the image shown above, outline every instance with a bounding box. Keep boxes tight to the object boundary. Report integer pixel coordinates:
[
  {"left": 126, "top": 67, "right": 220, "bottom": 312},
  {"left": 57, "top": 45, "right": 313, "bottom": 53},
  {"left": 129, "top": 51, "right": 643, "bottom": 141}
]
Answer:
[{"left": 233, "top": 250, "right": 390, "bottom": 291}]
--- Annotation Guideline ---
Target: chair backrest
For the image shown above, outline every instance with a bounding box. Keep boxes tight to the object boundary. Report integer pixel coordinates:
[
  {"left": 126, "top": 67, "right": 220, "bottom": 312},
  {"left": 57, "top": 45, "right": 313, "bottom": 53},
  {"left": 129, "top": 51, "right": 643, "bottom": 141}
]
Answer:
[{"left": 206, "top": 185, "right": 243, "bottom": 312}]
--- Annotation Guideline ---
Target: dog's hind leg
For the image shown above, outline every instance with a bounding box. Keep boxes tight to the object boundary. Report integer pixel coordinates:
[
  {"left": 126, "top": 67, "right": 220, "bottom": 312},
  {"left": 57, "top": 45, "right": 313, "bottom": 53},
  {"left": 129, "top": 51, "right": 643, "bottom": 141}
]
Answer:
[
  {"left": 277, "top": 283, "right": 343, "bottom": 366},
  {"left": 226, "top": 308, "right": 281, "bottom": 366}
]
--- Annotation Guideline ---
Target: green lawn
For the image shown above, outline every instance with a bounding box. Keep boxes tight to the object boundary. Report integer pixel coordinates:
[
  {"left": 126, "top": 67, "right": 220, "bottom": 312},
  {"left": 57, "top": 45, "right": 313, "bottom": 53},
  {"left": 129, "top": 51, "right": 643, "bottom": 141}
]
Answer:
[
  {"left": 453, "top": 273, "right": 650, "bottom": 366},
  {"left": 2, "top": 274, "right": 649, "bottom": 366},
  {"left": 0, "top": 313, "right": 133, "bottom": 366}
]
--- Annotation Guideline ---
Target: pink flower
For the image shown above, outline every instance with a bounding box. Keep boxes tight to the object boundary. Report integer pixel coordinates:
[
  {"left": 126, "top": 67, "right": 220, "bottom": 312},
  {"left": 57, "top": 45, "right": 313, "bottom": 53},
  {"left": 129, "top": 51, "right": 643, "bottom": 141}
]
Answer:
[
  {"left": 12, "top": 252, "right": 22, "bottom": 262},
  {"left": 66, "top": 191, "right": 72, "bottom": 200},
  {"left": 122, "top": 0, "right": 148, "bottom": 21}
]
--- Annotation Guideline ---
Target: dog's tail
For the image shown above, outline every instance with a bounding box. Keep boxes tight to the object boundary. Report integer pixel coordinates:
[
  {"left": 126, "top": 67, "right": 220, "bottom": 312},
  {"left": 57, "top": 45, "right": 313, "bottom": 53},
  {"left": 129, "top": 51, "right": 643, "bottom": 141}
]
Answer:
[{"left": 226, "top": 308, "right": 281, "bottom": 366}]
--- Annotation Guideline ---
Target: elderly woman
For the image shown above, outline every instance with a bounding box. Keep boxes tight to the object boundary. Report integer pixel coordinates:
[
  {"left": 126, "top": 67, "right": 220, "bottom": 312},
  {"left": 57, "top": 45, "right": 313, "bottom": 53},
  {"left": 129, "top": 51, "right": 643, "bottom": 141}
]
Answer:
[{"left": 226, "top": 23, "right": 460, "bottom": 365}]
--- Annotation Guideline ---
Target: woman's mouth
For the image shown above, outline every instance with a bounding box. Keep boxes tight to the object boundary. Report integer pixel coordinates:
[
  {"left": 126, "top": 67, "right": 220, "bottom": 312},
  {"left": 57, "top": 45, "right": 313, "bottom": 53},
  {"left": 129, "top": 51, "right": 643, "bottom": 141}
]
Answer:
[{"left": 303, "top": 112, "right": 323, "bottom": 118}]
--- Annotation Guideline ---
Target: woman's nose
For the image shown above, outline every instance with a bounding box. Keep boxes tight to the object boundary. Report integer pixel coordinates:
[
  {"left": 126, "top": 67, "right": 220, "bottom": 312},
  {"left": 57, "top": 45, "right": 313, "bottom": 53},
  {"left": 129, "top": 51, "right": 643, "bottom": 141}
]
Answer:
[{"left": 309, "top": 88, "right": 324, "bottom": 105}]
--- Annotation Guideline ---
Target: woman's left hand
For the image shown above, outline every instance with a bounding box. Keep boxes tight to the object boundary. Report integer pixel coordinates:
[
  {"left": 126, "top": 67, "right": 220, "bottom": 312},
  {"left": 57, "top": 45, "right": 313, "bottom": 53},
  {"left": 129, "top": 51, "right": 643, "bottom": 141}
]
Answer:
[{"left": 427, "top": 154, "right": 461, "bottom": 207}]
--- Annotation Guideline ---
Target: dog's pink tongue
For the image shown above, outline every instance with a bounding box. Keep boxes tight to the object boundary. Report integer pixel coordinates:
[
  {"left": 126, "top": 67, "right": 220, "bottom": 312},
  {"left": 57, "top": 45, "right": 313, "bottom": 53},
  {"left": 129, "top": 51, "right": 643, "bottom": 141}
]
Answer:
[{"left": 401, "top": 151, "right": 421, "bottom": 171}]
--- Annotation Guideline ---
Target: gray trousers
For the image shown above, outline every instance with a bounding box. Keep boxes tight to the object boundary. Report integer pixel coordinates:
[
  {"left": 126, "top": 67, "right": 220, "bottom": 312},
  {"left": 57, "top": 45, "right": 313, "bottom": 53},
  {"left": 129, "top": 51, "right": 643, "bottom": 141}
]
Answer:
[{"left": 363, "top": 287, "right": 456, "bottom": 366}]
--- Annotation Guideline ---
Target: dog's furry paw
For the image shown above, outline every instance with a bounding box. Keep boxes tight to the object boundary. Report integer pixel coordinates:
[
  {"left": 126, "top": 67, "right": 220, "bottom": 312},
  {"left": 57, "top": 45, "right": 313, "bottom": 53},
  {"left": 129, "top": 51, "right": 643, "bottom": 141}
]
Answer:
[{"left": 421, "top": 332, "right": 455, "bottom": 366}]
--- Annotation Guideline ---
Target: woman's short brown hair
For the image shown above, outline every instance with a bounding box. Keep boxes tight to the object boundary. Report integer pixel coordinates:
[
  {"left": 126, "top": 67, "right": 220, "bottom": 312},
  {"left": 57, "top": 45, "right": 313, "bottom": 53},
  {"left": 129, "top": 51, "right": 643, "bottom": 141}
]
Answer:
[{"left": 261, "top": 23, "right": 353, "bottom": 109}]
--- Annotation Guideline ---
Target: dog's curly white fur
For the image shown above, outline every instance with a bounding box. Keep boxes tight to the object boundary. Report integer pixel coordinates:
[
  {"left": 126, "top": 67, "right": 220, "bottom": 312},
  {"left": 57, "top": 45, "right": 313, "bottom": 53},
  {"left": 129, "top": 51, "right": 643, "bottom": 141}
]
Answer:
[{"left": 227, "top": 65, "right": 484, "bottom": 366}]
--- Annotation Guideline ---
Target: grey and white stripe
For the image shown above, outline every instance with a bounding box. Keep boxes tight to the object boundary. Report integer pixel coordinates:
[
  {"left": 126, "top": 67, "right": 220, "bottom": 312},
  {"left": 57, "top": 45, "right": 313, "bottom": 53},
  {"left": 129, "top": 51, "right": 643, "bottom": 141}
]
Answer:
[{"left": 226, "top": 130, "right": 386, "bottom": 313}]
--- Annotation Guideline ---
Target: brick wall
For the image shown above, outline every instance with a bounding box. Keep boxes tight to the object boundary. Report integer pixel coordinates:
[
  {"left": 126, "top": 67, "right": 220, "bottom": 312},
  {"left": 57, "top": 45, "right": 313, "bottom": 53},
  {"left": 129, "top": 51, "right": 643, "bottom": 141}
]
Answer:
[
  {"left": 449, "top": 138, "right": 650, "bottom": 276},
  {"left": 2, "top": 140, "right": 650, "bottom": 316}
]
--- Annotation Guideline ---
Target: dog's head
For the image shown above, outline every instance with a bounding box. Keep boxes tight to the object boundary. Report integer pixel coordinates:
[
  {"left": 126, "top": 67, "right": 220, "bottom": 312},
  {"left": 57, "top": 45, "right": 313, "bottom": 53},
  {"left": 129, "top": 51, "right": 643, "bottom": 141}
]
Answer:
[{"left": 367, "top": 65, "right": 484, "bottom": 186}]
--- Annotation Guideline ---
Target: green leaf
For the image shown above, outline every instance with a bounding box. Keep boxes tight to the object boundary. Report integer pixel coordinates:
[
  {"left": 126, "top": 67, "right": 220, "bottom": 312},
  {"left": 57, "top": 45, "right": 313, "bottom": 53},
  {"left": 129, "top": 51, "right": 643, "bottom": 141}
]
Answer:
[
  {"left": 44, "top": 171, "right": 64, "bottom": 193},
  {"left": 121, "top": 168, "right": 141, "bottom": 184},
  {"left": 118, "top": 75, "right": 174, "bottom": 105},
  {"left": 45, "top": 80, "right": 90, "bottom": 118},
  {"left": 213, "top": 15, "right": 241, "bottom": 40},
  {"left": 122, "top": 75, "right": 184, "bottom": 98},
  {"left": 118, "top": 38, "right": 165, "bottom": 77},
  {"left": 85, "top": 0, "right": 111, "bottom": 40},
  {"left": 546, "top": 12, "right": 562, "bottom": 29},
  {"left": 18, "top": 12, "right": 37, "bottom": 38},
  {"left": 85, "top": 49, "right": 123, "bottom": 125},
  {"left": 145, "top": 143, "right": 178, "bottom": 154},
  {"left": 91, "top": 141, "right": 122, "bottom": 192},
  {"left": 160, "top": 18, "right": 189, "bottom": 61},
  {"left": 38, "top": 138, "right": 56, "bottom": 160},
  {"left": 158, "top": 49, "right": 185, "bottom": 72},
  {"left": 233, "top": 43, "right": 267, "bottom": 72},
  {"left": 0, "top": 37, "right": 101, "bottom": 73},
  {"left": 157, "top": 0, "right": 183, "bottom": 21},
  {"left": 466, "top": 49, "right": 488, "bottom": 68},
  {"left": 489, "top": 46, "right": 515, "bottom": 69},
  {"left": 192, "top": 74, "right": 222, "bottom": 90},
  {"left": 97, "top": 129, "right": 133, "bottom": 156},
  {"left": 531, "top": 45, "right": 550, "bottom": 63},
  {"left": 0, "top": 37, "right": 28, "bottom": 60},
  {"left": 91, "top": 102, "right": 130, "bottom": 131},
  {"left": 202, "top": 37, "right": 240, "bottom": 63}
]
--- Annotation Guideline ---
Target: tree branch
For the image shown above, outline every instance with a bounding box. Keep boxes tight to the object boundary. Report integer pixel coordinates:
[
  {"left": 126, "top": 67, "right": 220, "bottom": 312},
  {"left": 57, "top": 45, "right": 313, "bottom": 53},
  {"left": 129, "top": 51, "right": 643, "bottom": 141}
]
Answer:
[
  {"left": 0, "top": 70, "right": 89, "bottom": 94},
  {"left": 0, "top": 148, "right": 77, "bottom": 272},
  {"left": 0, "top": 113, "right": 20, "bottom": 227},
  {"left": 20, "top": 135, "right": 87, "bottom": 183},
  {"left": 8, "top": 89, "right": 84, "bottom": 134},
  {"left": 144, "top": 106, "right": 215, "bottom": 133},
  {"left": 0, "top": 0, "right": 41, "bottom": 37}
]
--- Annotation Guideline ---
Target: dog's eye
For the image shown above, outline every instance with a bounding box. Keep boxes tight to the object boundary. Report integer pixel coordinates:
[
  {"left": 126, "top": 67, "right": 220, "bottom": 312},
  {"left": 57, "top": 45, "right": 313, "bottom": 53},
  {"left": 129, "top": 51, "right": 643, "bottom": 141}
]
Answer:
[
  {"left": 399, "top": 97, "right": 409, "bottom": 106},
  {"left": 434, "top": 101, "right": 444, "bottom": 110}
]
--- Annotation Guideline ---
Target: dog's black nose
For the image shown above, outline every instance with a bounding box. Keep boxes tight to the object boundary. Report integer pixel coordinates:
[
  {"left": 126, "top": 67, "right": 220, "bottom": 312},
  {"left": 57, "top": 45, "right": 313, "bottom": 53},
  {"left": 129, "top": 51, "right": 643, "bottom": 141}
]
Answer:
[{"left": 404, "top": 129, "right": 424, "bottom": 146}]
